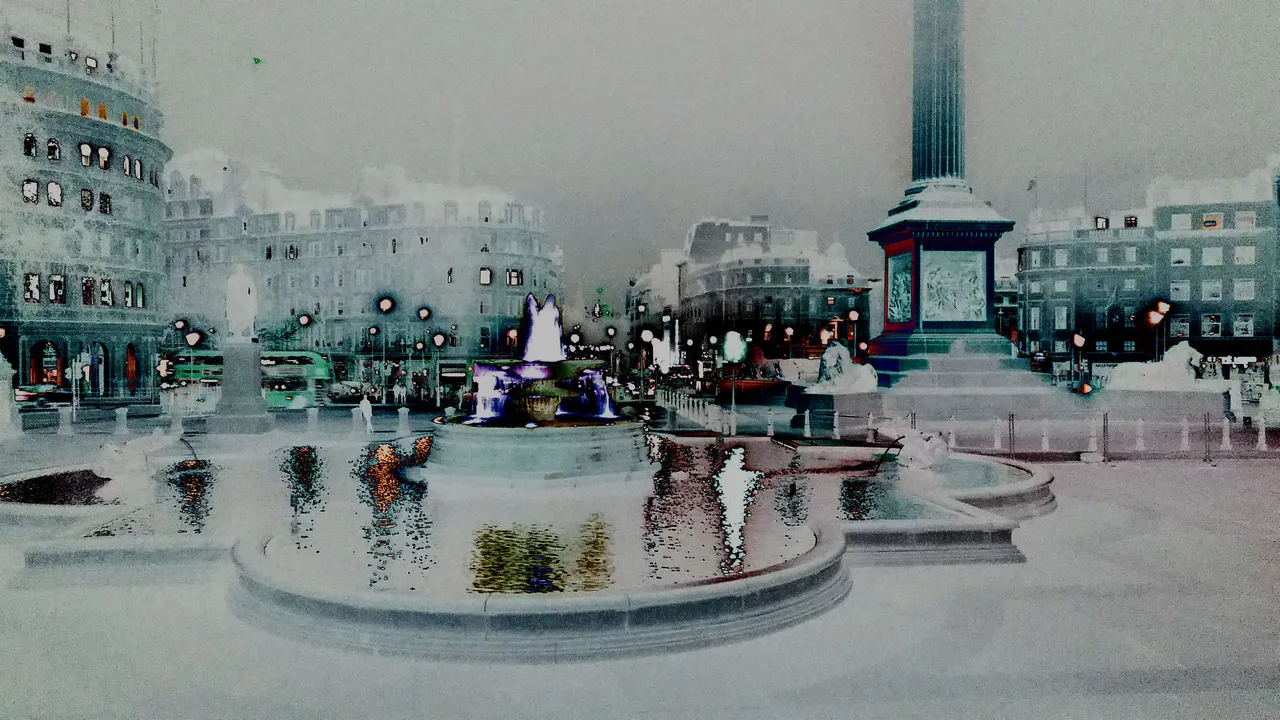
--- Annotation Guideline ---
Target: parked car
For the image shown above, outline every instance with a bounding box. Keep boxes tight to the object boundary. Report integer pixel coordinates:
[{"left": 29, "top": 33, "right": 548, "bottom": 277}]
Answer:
[
  {"left": 1028, "top": 352, "right": 1052, "bottom": 373},
  {"left": 326, "top": 381, "right": 376, "bottom": 404},
  {"left": 14, "top": 384, "right": 73, "bottom": 406}
]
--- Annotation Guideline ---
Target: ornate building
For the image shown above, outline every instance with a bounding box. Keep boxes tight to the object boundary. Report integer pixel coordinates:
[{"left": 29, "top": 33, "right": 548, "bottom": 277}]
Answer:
[
  {"left": 0, "top": 5, "right": 171, "bottom": 401},
  {"left": 162, "top": 150, "right": 563, "bottom": 396}
]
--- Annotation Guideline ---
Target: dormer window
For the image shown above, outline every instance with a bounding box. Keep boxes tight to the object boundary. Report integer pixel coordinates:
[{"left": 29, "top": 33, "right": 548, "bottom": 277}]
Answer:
[
  {"left": 97, "top": 147, "right": 110, "bottom": 170},
  {"left": 80, "top": 98, "right": 90, "bottom": 116},
  {"left": 1095, "top": 216, "right": 1109, "bottom": 230},
  {"left": 97, "top": 103, "right": 107, "bottom": 119},
  {"left": 85, "top": 56, "right": 98, "bottom": 74},
  {"left": 1124, "top": 215, "right": 1138, "bottom": 228}
]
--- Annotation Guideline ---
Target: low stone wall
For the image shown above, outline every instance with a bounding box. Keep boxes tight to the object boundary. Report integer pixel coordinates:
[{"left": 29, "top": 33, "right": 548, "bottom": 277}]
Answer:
[
  {"left": 788, "top": 390, "right": 886, "bottom": 430},
  {"left": 228, "top": 524, "right": 850, "bottom": 663},
  {"left": 841, "top": 496, "right": 1025, "bottom": 566},
  {"left": 947, "top": 457, "right": 1057, "bottom": 522},
  {"left": 23, "top": 535, "right": 232, "bottom": 567},
  {"left": 20, "top": 405, "right": 163, "bottom": 430},
  {"left": 1092, "top": 389, "right": 1227, "bottom": 419}
]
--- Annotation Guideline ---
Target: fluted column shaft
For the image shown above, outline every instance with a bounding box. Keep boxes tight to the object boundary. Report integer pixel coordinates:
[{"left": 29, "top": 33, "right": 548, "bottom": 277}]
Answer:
[{"left": 911, "top": 0, "right": 965, "bottom": 183}]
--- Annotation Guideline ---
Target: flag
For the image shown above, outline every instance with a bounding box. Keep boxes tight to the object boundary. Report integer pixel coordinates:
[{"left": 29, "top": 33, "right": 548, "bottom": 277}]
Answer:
[{"left": 1026, "top": 178, "right": 1037, "bottom": 192}]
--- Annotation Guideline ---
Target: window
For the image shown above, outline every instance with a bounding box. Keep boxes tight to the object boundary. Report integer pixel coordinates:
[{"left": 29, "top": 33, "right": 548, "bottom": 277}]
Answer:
[
  {"left": 1094, "top": 216, "right": 1109, "bottom": 230},
  {"left": 1053, "top": 280, "right": 1067, "bottom": 294},
  {"left": 136, "top": 283, "right": 145, "bottom": 308},
  {"left": 1170, "top": 280, "right": 1190, "bottom": 301},
  {"left": 479, "top": 200, "right": 491, "bottom": 222},
  {"left": 826, "top": 296, "right": 836, "bottom": 306},
  {"left": 22, "top": 179, "right": 38, "bottom": 203},
  {"left": 123, "top": 154, "right": 131, "bottom": 175},
  {"left": 1053, "top": 249, "right": 1068, "bottom": 267},
  {"left": 479, "top": 267, "right": 493, "bottom": 285},
  {"left": 1171, "top": 213, "right": 1192, "bottom": 230},
  {"left": 134, "top": 158, "right": 141, "bottom": 180},
  {"left": 97, "top": 103, "right": 107, "bottom": 120},
  {"left": 1054, "top": 340, "right": 1068, "bottom": 353},
  {"left": 447, "top": 268, "right": 454, "bottom": 283},
  {"left": 80, "top": 98, "right": 90, "bottom": 116},
  {"left": 286, "top": 245, "right": 298, "bottom": 260},
  {"left": 1234, "top": 245, "right": 1256, "bottom": 265},
  {"left": 79, "top": 143, "right": 91, "bottom": 166},
  {"left": 124, "top": 281, "right": 133, "bottom": 308},
  {"left": 1123, "top": 341, "right": 1136, "bottom": 352},
  {"left": 355, "top": 269, "right": 369, "bottom": 289},
  {"left": 44, "top": 138, "right": 60, "bottom": 161},
  {"left": 1124, "top": 216, "right": 1138, "bottom": 228},
  {"left": 1169, "top": 316, "right": 1189, "bottom": 337},
  {"left": 1123, "top": 278, "right": 1136, "bottom": 291},
  {"left": 1201, "top": 212, "right": 1223, "bottom": 230},
  {"left": 479, "top": 301, "right": 486, "bottom": 315},
  {"left": 1054, "top": 306, "right": 1068, "bottom": 330},
  {"left": 1093, "top": 307, "right": 1107, "bottom": 327},
  {"left": 1201, "top": 280, "right": 1222, "bottom": 301},
  {"left": 1235, "top": 211, "right": 1257, "bottom": 229},
  {"left": 1029, "top": 306, "right": 1041, "bottom": 331},
  {"left": 1095, "top": 247, "right": 1109, "bottom": 264},
  {"left": 783, "top": 298, "right": 794, "bottom": 312},
  {"left": 97, "top": 147, "right": 110, "bottom": 170},
  {"left": 265, "top": 246, "right": 272, "bottom": 260},
  {"left": 1233, "top": 279, "right": 1255, "bottom": 301},
  {"left": 308, "top": 241, "right": 320, "bottom": 257},
  {"left": 479, "top": 327, "right": 491, "bottom": 350},
  {"left": 121, "top": 112, "right": 129, "bottom": 127},
  {"left": 45, "top": 182, "right": 61, "bottom": 207},
  {"left": 1234, "top": 314, "right": 1254, "bottom": 337},
  {"left": 1029, "top": 281, "right": 1041, "bottom": 294},
  {"left": 80, "top": 189, "right": 93, "bottom": 211},
  {"left": 312, "top": 274, "right": 320, "bottom": 289},
  {"left": 1201, "top": 314, "right": 1221, "bottom": 337},
  {"left": 1123, "top": 306, "right": 1135, "bottom": 327},
  {"left": 506, "top": 268, "right": 523, "bottom": 286},
  {"left": 1030, "top": 250, "right": 1041, "bottom": 268},
  {"left": 99, "top": 193, "right": 111, "bottom": 214},
  {"left": 23, "top": 133, "right": 38, "bottom": 157},
  {"left": 1201, "top": 247, "right": 1222, "bottom": 266},
  {"left": 81, "top": 277, "right": 95, "bottom": 305},
  {"left": 391, "top": 238, "right": 397, "bottom": 254},
  {"left": 335, "top": 271, "right": 344, "bottom": 288},
  {"left": 23, "top": 274, "right": 41, "bottom": 302},
  {"left": 100, "top": 279, "right": 113, "bottom": 306},
  {"left": 1170, "top": 248, "right": 1191, "bottom": 266},
  {"left": 1094, "top": 340, "right": 1108, "bottom": 352}
]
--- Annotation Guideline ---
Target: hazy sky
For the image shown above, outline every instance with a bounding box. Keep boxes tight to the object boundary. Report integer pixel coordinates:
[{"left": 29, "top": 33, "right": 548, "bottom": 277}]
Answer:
[{"left": 81, "top": 1, "right": 1280, "bottom": 293}]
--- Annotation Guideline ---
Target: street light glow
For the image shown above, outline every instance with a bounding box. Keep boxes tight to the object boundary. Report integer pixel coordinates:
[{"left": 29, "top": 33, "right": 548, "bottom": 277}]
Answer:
[
  {"left": 173, "top": 319, "right": 187, "bottom": 330},
  {"left": 848, "top": 310, "right": 859, "bottom": 322},
  {"left": 415, "top": 341, "right": 426, "bottom": 351},
  {"left": 709, "top": 335, "right": 718, "bottom": 345},
  {"left": 378, "top": 297, "right": 394, "bottom": 313},
  {"left": 184, "top": 331, "right": 202, "bottom": 347},
  {"left": 605, "top": 326, "right": 616, "bottom": 337},
  {"left": 1155, "top": 300, "right": 1171, "bottom": 314},
  {"left": 1072, "top": 333, "right": 1086, "bottom": 348},
  {"left": 723, "top": 331, "right": 747, "bottom": 363},
  {"left": 1147, "top": 310, "right": 1165, "bottom": 325},
  {"left": 298, "top": 314, "right": 312, "bottom": 327},
  {"left": 569, "top": 332, "right": 581, "bottom": 344},
  {"left": 636, "top": 303, "right": 646, "bottom": 313},
  {"left": 432, "top": 333, "right": 446, "bottom": 347},
  {"left": 368, "top": 326, "right": 379, "bottom": 336},
  {"left": 418, "top": 307, "right": 431, "bottom": 320},
  {"left": 640, "top": 329, "right": 654, "bottom": 343}
]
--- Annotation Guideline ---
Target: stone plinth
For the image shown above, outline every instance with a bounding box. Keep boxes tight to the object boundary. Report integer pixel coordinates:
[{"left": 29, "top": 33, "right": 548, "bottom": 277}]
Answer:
[{"left": 206, "top": 341, "right": 273, "bottom": 435}]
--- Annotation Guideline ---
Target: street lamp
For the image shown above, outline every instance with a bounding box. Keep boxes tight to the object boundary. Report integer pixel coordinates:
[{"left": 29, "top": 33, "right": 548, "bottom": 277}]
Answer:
[
  {"left": 431, "top": 332, "right": 447, "bottom": 407},
  {"left": 1149, "top": 301, "right": 1170, "bottom": 361},
  {"left": 784, "top": 326, "right": 795, "bottom": 358},
  {"left": 1071, "top": 332, "right": 1086, "bottom": 386},
  {"left": 847, "top": 309, "right": 859, "bottom": 353},
  {"left": 723, "top": 331, "right": 747, "bottom": 427},
  {"left": 184, "top": 331, "right": 202, "bottom": 347}
]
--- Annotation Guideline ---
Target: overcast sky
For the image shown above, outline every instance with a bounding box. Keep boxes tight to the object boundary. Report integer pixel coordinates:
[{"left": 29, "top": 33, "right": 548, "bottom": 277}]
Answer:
[{"left": 79, "top": 0, "right": 1280, "bottom": 293}]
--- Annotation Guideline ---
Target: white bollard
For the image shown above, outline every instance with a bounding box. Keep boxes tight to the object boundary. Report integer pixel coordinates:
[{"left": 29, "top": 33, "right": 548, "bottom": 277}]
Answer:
[
  {"left": 351, "top": 407, "right": 363, "bottom": 435},
  {"left": 1135, "top": 418, "right": 1145, "bottom": 452},
  {"left": 57, "top": 406, "right": 74, "bottom": 436},
  {"left": 1257, "top": 414, "right": 1267, "bottom": 451},
  {"left": 992, "top": 418, "right": 1002, "bottom": 450},
  {"left": 114, "top": 407, "right": 129, "bottom": 436},
  {"left": 1180, "top": 417, "right": 1191, "bottom": 451},
  {"left": 832, "top": 412, "right": 841, "bottom": 441},
  {"left": 397, "top": 407, "right": 411, "bottom": 435},
  {"left": 306, "top": 407, "right": 319, "bottom": 434},
  {"left": 1088, "top": 418, "right": 1099, "bottom": 452},
  {"left": 729, "top": 406, "right": 737, "bottom": 437},
  {"left": 1040, "top": 419, "right": 1050, "bottom": 452},
  {"left": 170, "top": 413, "right": 184, "bottom": 437},
  {"left": 1220, "top": 417, "right": 1231, "bottom": 451},
  {"left": 947, "top": 416, "right": 956, "bottom": 449},
  {"left": 804, "top": 410, "right": 812, "bottom": 439},
  {"left": 865, "top": 412, "right": 875, "bottom": 443},
  {"left": 766, "top": 408, "right": 774, "bottom": 437}
]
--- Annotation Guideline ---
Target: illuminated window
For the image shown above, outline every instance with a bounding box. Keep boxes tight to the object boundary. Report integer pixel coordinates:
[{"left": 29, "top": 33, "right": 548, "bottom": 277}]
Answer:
[
  {"left": 1234, "top": 314, "right": 1254, "bottom": 337},
  {"left": 97, "top": 103, "right": 107, "bottom": 119},
  {"left": 99, "top": 193, "right": 111, "bottom": 215},
  {"left": 123, "top": 155, "right": 131, "bottom": 176},
  {"left": 1124, "top": 341, "right": 1136, "bottom": 352},
  {"left": 133, "top": 117, "right": 140, "bottom": 130},
  {"left": 1201, "top": 314, "right": 1221, "bottom": 337},
  {"left": 287, "top": 245, "right": 298, "bottom": 260},
  {"left": 1234, "top": 245, "right": 1255, "bottom": 265},
  {"left": 23, "top": 274, "right": 41, "bottom": 302},
  {"left": 79, "top": 143, "right": 92, "bottom": 166},
  {"left": 1201, "top": 279, "right": 1222, "bottom": 301},
  {"left": 80, "top": 98, "right": 90, "bottom": 116},
  {"left": 21, "top": 86, "right": 36, "bottom": 103},
  {"left": 1169, "top": 316, "right": 1189, "bottom": 337},
  {"left": 506, "top": 269, "right": 523, "bottom": 286},
  {"left": 134, "top": 159, "right": 141, "bottom": 179},
  {"left": 136, "top": 283, "right": 145, "bottom": 308},
  {"left": 1094, "top": 340, "right": 1108, "bottom": 352},
  {"left": 81, "top": 277, "right": 95, "bottom": 305},
  {"left": 22, "top": 179, "right": 38, "bottom": 203},
  {"left": 124, "top": 281, "right": 134, "bottom": 308},
  {"left": 80, "top": 189, "right": 93, "bottom": 211},
  {"left": 23, "top": 133, "right": 38, "bottom": 156},
  {"left": 121, "top": 112, "right": 129, "bottom": 127},
  {"left": 1202, "top": 212, "right": 1223, "bottom": 230},
  {"left": 100, "top": 279, "right": 113, "bottom": 306},
  {"left": 1170, "top": 248, "right": 1190, "bottom": 266},
  {"left": 1233, "top": 279, "right": 1255, "bottom": 301},
  {"left": 97, "top": 147, "right": 110, "bottom": 170},
  {"left": 1094, "top": 216, "right": 1109, "bottom": 230},
  {"left": 1201, "top": 247, "right": 1222, "bottom": 266},
  {"left": 479, "top": 267, "right": 492, "bottom": 285},
  {"left": 47, "top": 182, "right": 62, "bottom": 207},
  {"left": 1124, "top": 216, "right": 1138, "bottom": 228},
  {"left": 46, "top": 138, "right": 60, "bottom": 161}
]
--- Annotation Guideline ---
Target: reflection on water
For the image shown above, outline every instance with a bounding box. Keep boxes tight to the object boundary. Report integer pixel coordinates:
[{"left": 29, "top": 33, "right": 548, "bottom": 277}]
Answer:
[
  {"left": 469, "top": 513, "right": 614, "bottom": 594},
  {"left": 165, "top": 459, "right": 216, "bottom": 534},
  {"left": 349, "top": 441, "right": 433, "bottom": 589},
  {"left": 840, "top": 479, "right": 940, "bottom": 521},
  {"left": 643, "top": 440, "right": 722, "bottom": 582},
  {"left": 711, "top": 447, "right": 763, "bottom": 575},
  {"left": 280, "top": 446, "right": 326, "bottom": 549},
  {"left": 774, "top": 479, "right": 809, "bottom": 527},
  {"left": 0, "top": 470, "right": 112, "bottom": 506}
]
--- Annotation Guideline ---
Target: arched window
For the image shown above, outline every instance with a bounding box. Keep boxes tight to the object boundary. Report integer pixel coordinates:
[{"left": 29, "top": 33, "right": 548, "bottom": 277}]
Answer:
[
  {"left": 22, "top": 179, "right": 39, "bottom": 203},
  {"left": 123, "top": 155, "right": 131, "bottom": 175},
  {"left": 478, "top": 200, "right": 491, "bottom": 223},
  {"left": 79, "top": 143, "right": 92, "bottom": 167},
  {"left": 22, "top": 87, "right": 36, "bottom": 103},
  {"left": 136, "top": 283, "right": 145, "bottom": 308},
  {"left": 133, "top": 117, "right": 140, "bottom": 130},
  {"left": 265, "top": 246, "right": 273, "bottom": 260},
  {"left": 134, "top": 159, "right": 142, "bottom": 179},
  {"left": 80, "top": 189, "right": 94, "bottom": 211},
  {"left": 121, "top": 112, "right": 129, "bottom": 127},
  {"left": 99, "top": 193, "right": 112, "bottom": 214},
  {"left": 80, "top": 98, "right": 90, "bottom": 116},
  {"left": 23, "top": 133, "right": 37, "bottom": 157},
  {"left": 97, "top": 147, "right": 110, "bottom": 170},
  {"left": 479, "top": 326, "right": 491, "bottom": 350},
  {"left": 46, "top": 182, "right": 62, "bottom": 207},
  {"left": 124, "top": 281, "right": 134, "bottom": 308},
  {"left": 444, "top": 201, "right": 458, "bottom": 222},
  {"left": 97, "top": 103, "right": 107, "bottom": 120},
  {"left": 46, "top": 138, "right": 60, "bottom": 161}
]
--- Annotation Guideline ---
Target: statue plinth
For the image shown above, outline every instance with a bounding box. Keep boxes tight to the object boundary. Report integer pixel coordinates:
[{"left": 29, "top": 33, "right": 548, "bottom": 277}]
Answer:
[{"left": 207, "top": 340, "right": 273, "bottom": 435}]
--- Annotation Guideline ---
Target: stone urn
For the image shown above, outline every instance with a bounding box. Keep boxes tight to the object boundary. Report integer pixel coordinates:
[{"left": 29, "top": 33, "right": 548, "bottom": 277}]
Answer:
[{"left": 518, "top": 380, "right": 568, "bottom": 422}]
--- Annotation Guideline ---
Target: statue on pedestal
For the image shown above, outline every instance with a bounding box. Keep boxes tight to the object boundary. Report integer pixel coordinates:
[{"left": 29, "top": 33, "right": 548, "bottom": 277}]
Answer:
[{"left": 224, "top": 264, "right": 258, "bottom": 344}]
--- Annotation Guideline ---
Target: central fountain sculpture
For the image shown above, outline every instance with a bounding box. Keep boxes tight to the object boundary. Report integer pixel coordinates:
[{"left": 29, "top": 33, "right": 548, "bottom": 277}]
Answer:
[
  {"left": 405, "top": 293, "right": 650, "bottom": 487},
  {"left": 206, "top": 265, "right": 274, "bottom": 435}
]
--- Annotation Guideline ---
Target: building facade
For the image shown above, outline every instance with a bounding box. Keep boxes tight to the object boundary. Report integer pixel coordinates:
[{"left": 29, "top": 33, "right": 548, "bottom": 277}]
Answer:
[
  {"left": 162, "top": 153, "right": 562, "bottom": 397},
  {"left": 1017, "top": 159, "right": 1280, "bottom": 370},
  {"left": 0, "top": 9, "right": 171, "bottom": 401}
]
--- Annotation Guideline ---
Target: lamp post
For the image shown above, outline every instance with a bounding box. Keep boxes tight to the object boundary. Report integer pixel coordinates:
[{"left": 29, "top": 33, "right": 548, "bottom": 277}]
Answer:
[
  {"left": 431, "top": 331, "right": 446, "bottom": 407},
  {"left": 1071, "top": 332, "right": 1086, "bottom": 386},
  {"left": 640, "top": 328, "right": 654, "bottom": 399},
  {"left": 847, "top": 309, "right": 859, "bottom": 354},
  {"left": 1152, "top": 300, "right": 1171, "bottom": 361},
  {"left": 784, "top": 326, "right": 794, "bottom": 359},
  {"left": 723, "top": 331, "right": 747, "bottom": 426}
]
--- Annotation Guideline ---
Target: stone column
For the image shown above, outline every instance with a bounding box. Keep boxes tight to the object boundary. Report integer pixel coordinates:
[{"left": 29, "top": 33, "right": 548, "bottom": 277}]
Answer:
[{"left": 912, "top": 0, "right": 966, "bottom": 183}]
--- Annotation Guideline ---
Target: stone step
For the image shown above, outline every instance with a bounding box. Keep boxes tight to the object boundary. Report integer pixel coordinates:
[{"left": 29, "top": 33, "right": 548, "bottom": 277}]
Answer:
[{"left": 892, "top": 371, "right": 1054, "bottom": 390}]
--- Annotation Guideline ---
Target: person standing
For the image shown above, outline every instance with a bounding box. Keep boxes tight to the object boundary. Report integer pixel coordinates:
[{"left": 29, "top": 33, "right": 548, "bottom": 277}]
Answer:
[{"left": 359, "top": 395, "right": 374, "bottom": 434}]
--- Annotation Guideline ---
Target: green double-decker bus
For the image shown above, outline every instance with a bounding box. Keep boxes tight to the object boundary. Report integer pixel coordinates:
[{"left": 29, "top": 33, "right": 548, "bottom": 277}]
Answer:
[{"left": 160, "top": 350, "right": 333, "bottom": 409}]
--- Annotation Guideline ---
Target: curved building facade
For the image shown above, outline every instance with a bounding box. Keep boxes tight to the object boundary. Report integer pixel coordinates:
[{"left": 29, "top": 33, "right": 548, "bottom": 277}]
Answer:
[{"left": 0, "top": 10, "right": 171, "bottom": 401}]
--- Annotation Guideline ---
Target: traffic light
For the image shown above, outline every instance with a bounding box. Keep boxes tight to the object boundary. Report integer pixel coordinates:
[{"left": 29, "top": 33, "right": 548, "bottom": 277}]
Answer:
[{"left": 156, "top": 358, "right": 173, "bottom": 378}]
